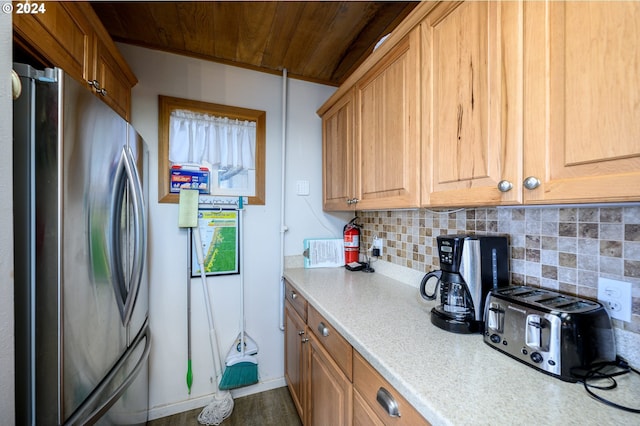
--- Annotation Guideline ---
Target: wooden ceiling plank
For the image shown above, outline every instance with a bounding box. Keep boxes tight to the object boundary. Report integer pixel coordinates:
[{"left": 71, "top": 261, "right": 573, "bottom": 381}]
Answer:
[
  {"left": 281, "top": 2, "right": 341, "bottom": 81},
  {"left": 92, "top": 2, "right": 165, "bottom": 48},
  {"left": 176, "top": 2, "right": 217, "bottom": 57},
  {"left": 331, "top": 2, "right": 417, "bottom": 83},
  {"left": 209, "top": 2, "right": 239, "bottom": 61},
  {"left": 147, "top": 2, "right": 186, "bottom": 51},
  {"left": 91, "top": 1, "right": 418, "bottom": 86},
  {"left": 301, "top": 2, "right": 378, "bottom": 81},
  {"left": 235, "top": 2, "right": 278, "bottom": 66},
  {"left": 261, "top": 1, "right": 305, "bottom": 71}
]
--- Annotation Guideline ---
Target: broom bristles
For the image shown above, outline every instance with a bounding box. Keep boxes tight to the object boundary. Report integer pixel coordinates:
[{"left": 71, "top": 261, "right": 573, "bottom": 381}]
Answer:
[{"left": 219, "top": 361, "right": 259, "bottom": 390}]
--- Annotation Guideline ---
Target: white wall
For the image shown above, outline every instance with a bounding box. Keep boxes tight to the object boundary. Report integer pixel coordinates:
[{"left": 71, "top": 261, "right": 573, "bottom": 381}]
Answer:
[
  {"left": 118, "top": 44, "right": 347, "bottom": 419},
  {"left": 0, "top": 11, "right": 15, "bottom": 425}
]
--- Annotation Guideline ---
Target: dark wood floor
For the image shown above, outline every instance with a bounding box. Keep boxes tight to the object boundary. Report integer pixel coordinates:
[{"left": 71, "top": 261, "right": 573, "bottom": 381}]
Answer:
[{"left": 147, "top": 386, "right": 302, "bottom": 426}]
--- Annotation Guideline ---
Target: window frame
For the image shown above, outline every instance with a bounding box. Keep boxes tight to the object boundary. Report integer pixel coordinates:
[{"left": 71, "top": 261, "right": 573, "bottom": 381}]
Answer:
[{"left": 158, "top": 95, "right": 266, "bottom": 205}]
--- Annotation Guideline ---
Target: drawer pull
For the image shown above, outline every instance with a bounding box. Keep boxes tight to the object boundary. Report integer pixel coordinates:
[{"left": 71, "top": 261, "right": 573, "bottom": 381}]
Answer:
[
  {"left": 317, "top": 322, "right": 329, "bottom": 337},
  {"left": 376, "top": 387, "right": 400, "bottom": 418},
  {"left": 290, "top": 291, "right": 297, "bottom": 300}
]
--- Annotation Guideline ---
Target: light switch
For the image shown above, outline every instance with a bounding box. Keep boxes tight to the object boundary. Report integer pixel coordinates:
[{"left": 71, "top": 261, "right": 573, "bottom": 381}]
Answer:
[{"left": 296, "top": 180, "right": 310, "bottom": 196}]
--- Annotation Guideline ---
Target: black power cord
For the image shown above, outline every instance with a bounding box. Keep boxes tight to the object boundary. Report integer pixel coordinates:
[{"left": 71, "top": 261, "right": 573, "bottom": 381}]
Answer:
[{"left": 571, "top": 356, "right": 640, "bottom": 414}]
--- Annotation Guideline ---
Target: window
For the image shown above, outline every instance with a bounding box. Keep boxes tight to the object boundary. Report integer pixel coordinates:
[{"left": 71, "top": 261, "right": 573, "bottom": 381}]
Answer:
[{"left": 158, "top": 95, "right": 266, "bottom": 205}]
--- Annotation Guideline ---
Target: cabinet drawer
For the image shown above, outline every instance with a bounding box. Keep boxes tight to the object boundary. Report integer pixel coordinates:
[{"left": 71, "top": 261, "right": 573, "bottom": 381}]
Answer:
[
  {"left": 307, "top": 304, "right": 352, "bottom": 381},
  {"left": 353, "top": 351, "right": 429, "bottom": 426},
  {"left": 284, "top": 280, "right": 307, "bottom": 322}
]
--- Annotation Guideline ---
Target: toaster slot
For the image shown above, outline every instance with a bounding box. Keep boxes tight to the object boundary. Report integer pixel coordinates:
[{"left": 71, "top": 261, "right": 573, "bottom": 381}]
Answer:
[
  {"left": 520, "top": 290, "right": 547, "bottom": 299},
  {"left": 526, "top": 314, "right": 551, "bottom": 351},
  {"left": 537, "top": 295, "right": 570, "bottom": 307},
  {"left": 498, "top": 286, "right": 530, "bottom": 296},
  {"left": 554, "top": 300, "right": 597, "bottom": 312},
  {"left": 486, "top": 302, "right": 505, "bottom": 332}
]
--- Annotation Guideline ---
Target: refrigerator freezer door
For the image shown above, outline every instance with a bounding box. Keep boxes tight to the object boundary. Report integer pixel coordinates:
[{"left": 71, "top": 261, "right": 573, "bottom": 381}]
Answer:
[{"left": 67, "top": 320, "right": 150, "bottom": 425}]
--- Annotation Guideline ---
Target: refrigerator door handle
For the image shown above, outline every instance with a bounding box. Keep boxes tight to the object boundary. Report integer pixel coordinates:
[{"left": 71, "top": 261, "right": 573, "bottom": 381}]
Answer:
[
  {"left": 65, "top": 320, "right": 151, "bottom": 425},
  {"left": 123, "top": 144, "right": 147, "bottom": 323},
  {"left": 111, "top": 145, "right": 147, "bottom": 326}
]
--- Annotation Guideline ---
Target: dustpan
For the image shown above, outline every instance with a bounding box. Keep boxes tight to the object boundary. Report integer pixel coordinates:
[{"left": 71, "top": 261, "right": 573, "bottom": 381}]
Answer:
[{"left": 227, "top": 332, "right": 259, "bottom": 359}]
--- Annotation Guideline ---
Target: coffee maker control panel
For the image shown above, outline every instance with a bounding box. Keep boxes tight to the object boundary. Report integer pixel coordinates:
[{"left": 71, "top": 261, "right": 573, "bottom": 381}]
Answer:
[
  {"left": 437, "top": 235, "right": 467, "bottom": 273},
  {"left": 439, "top": 245, "right": 454, "bottom": 264}
]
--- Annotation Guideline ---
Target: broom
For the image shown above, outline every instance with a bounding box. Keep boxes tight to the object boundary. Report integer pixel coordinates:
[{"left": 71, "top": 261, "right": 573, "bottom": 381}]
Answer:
[
  {"left": 178, "top": 189, "right": 234, "bottom": 425},
  {"left": 219, "top": 197, "right": 259, "bottom": 390}
]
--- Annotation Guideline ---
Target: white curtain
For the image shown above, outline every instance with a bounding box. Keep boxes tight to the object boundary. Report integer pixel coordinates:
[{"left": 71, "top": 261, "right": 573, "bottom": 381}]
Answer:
[{"left": 169, "top": 109, "right": 256, "bottom": 181}]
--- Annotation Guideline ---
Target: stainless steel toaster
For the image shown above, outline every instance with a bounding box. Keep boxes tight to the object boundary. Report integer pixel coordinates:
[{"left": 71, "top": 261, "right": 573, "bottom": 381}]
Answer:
[{"left": 483, "top": 286, "right": 616, "bottom": 382}]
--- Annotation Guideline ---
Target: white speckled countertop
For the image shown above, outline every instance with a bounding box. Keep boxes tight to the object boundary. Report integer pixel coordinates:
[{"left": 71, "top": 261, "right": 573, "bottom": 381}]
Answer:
[{"left": 283, "top": 264, "right": 640, "bottom": 426}]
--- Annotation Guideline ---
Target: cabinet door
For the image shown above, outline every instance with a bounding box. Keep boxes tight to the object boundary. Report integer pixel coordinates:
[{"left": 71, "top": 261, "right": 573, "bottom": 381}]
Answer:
[
  {"left": 353, "top": 390, "right": 384, "bottom": 426},
  {"left": 308, "top": 334, "right": 352, "bottom": 426},
  {"left": 284, "top": 302, "right": 307, "bottom": 422},
  {"left": 92, "top": 38, "right": 134, "bottom": 121},
  {"left": 524, "top": 1, "right": 640, "bottom": 203},
  {"left": 421, "top": 1, "right": 524, "bottom": 206},
  {"left": 13, "top": 1, "right": 93, "bottom": 84},
  {"left": 357, "top": 32, "right": 421, "bottom": 210},
  {"left": 323, "top": 90, "right": 357, "bottom": 211}
]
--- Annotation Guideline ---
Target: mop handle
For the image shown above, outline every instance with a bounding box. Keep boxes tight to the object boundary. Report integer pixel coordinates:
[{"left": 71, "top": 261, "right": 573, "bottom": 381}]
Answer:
[{"left": 194, "top": 227, "right": 224, "bottom": 380}]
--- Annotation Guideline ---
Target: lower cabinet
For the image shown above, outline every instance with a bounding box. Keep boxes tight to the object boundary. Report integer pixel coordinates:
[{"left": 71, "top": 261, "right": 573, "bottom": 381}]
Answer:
[
  {"left": 353, "top": 390, "right": 385, "bottom": 426},
  {"left": 284, "top": 280, "right": 430, "bottom": 426},
  {"left": 284, "top": 301, "right": 307, "bottom": 420},
  {"left": 308, "top": 334, "right": 352, "bottom": 425}
]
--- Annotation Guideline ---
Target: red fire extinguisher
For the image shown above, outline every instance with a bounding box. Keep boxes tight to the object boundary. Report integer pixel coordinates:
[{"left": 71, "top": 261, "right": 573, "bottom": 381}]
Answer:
[{"left": 343, "top": 217, "right": 361, "bottom": 265}]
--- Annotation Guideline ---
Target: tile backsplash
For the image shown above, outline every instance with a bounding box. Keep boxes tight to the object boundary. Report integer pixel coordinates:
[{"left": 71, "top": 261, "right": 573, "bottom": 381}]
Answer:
[{"left": 358, "top": 205, "right": 640, "bottom": 334}]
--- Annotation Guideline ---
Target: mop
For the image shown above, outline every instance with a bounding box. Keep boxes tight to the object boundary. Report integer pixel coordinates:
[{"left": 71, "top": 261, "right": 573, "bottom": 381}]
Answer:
[
  {"left": 219, "top": 197, "right": 259, "bottom": 390},
  {"left": 178, "top": 189, "right": 234, "bottom": 425}
]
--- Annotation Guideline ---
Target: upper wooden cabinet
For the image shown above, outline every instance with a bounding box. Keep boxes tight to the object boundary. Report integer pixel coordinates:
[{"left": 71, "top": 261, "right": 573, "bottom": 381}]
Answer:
[
  {"left": 91, "top": 28, "right": 136, "bottom": 120},
  {"left": 523, "top": 1, "right": 640, "bottom": 204},
  {"left": 321, "top": 31, "right": 420, "bottom": 212},
  {"left": 356, "top": 32, "right": 421, "bottom": 210},
  {"left": 13, "top": 2, "right": 137, "bottom": 120},
  {"left": 322, "top": 89, "right": 358, "bottom": 211},
  {"left": 421, "top": 1, "right": 524, "bottom": 207}
]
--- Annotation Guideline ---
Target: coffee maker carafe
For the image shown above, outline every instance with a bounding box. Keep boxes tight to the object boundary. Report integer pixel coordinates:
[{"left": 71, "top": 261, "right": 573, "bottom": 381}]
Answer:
[{"left": 420, "top": 235, "right": 509, "bottom": 333}]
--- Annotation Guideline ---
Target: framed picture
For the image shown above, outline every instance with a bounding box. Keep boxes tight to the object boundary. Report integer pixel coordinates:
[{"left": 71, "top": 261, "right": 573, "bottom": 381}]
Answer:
[{"left": 190, "top": 208, "right": 239, "bottom": 276}]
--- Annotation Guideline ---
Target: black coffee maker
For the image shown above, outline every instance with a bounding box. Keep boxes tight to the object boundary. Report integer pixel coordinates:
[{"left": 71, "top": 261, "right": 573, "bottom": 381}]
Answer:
[{"left": 420, "top": 235, "right": 509, "bottom": 333}]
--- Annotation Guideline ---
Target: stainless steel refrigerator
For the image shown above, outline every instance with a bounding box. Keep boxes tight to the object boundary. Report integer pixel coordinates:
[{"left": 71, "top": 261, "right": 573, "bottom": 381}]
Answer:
[{"left": 13, "top": 63, "right": 150, "bottom": 425}]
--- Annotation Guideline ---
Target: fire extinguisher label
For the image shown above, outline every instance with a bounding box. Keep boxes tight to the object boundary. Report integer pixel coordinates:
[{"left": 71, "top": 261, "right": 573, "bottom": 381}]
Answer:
[{"left": 344, "top": 235, "right": 359, "bottom": 247}]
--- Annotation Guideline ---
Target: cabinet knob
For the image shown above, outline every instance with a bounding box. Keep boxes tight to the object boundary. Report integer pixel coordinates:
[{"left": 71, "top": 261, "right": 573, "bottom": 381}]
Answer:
[
  {"left": 301, "top": 337, "right": 309, "bottom": 344},
  {"left": 290, "top": 291, "right": 297, "bottom": 300},
  {"left": 346, "top": 198, "right": 359, "bottom": 205},
  {"left": 317, "top": 322, "right": 329, "bottom": 337},
  {"left": 376, "top": 387, "right": 401, "bottom": 418},
  {"left": 297, "top": 330, "right": 305, "bottom": 336},
  {"left": 497, "top": 180, "right": 513, "bottom": 192},
  {"left": 523, "top": 176, "right": 541, "bottom": 190},
  {"left": 88, "top": 80, "right": 107, "bottom": 96}
]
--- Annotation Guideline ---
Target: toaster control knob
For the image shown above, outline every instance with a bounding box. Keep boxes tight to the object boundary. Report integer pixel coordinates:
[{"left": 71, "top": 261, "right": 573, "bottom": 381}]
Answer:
[
  {"left": 490, "top": 334, "right": 501, "bottom": 344},
  {"left": 530, "top": 352, "right": 543, "bottom": 364}
]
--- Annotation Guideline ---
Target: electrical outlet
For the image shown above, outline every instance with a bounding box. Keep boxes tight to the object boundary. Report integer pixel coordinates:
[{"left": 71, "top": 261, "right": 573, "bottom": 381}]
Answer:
[
  {"left": 372, "top": 236, "right": 383, "bottom": 257},
  {"left": 597, "top": 277, "right": 632, "bottom": 322}
]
